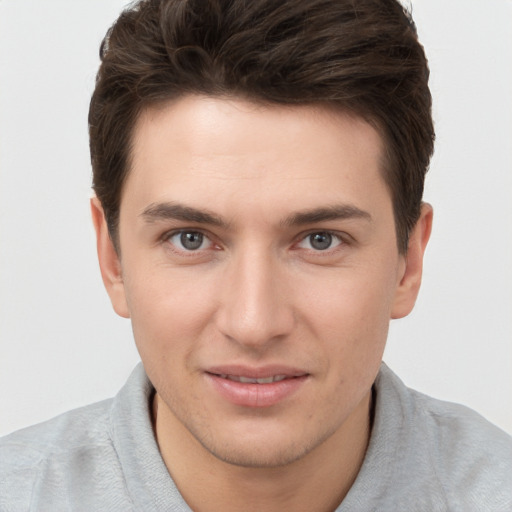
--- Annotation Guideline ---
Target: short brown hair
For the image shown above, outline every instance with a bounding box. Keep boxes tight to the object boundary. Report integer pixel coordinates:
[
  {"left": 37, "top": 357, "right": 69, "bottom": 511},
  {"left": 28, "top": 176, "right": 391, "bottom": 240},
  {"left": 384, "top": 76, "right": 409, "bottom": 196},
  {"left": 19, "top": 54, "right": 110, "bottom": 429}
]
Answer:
[{"left": 89, "top": 0, "right": 434, "bottom": 253}]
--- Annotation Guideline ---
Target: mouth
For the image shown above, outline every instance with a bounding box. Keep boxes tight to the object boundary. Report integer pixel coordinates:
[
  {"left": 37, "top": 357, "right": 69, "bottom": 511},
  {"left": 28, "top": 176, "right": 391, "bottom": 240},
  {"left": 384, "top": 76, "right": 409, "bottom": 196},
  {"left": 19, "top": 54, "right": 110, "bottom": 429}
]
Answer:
[
  {"left": 213, "top": 374, "right": 291, "bottom": 384},
  {"left": 205, "top": 367, "right": 309, "bottom": 407}
]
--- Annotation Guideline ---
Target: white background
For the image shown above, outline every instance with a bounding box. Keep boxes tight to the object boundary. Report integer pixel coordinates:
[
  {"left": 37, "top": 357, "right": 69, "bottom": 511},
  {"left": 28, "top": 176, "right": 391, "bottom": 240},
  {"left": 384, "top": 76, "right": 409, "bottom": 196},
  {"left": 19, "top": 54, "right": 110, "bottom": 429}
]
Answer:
[{"left": 1, "top": 0, "right": 511, "bottom": 437}]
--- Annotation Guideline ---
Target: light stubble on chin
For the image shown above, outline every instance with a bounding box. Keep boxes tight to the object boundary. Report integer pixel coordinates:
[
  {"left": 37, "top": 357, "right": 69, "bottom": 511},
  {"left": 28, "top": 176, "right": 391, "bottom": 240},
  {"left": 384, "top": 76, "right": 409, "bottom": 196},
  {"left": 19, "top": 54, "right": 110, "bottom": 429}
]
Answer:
[{"left": 157, "top": 393, "right": 371, "bottom": 470}]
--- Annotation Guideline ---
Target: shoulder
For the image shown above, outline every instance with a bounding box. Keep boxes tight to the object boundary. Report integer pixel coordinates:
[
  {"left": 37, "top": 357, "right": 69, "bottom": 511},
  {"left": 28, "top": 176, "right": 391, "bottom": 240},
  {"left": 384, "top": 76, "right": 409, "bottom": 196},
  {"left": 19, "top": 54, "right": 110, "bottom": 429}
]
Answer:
[
  {"left": 412, "top": 387, "right": 512, "bottom": 505},
  {"left": 0, "top": 399, "right": 117, "bottom": 510},
  {"left": 0, "top": 365, "right": 157, "bottom": 511},
  {"left": 0, "top": 397, "right": 113, "bottom": 460},
  {"left": 377, "top": 364, "right": 512, "bottom": 510}
]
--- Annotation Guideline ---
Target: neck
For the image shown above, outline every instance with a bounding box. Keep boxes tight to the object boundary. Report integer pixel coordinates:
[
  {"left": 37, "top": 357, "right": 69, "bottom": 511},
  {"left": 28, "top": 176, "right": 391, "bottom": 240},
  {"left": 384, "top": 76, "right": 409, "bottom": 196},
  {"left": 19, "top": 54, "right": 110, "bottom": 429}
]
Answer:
[{"left": 153, "top": 391, "right": 373, "bottom": 512}]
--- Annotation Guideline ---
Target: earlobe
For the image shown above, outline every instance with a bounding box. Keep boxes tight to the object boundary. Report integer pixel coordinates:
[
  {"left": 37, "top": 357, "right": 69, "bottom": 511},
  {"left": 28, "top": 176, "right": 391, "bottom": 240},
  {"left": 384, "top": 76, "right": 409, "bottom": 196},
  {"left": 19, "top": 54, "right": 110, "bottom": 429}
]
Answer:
[
  {"left": 391, "top": 203, "right": 433, "bottom": 319},
  {"left": 90, "top": 197, "right": 130, "bottom": 318}
]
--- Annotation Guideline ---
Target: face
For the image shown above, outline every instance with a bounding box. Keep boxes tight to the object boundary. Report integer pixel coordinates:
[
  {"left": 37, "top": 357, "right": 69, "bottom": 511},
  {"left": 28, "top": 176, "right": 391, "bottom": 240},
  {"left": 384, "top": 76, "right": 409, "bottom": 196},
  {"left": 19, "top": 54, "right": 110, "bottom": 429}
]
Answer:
[{"left": 93, "top": 96, "right": 430, "bottom": 468}]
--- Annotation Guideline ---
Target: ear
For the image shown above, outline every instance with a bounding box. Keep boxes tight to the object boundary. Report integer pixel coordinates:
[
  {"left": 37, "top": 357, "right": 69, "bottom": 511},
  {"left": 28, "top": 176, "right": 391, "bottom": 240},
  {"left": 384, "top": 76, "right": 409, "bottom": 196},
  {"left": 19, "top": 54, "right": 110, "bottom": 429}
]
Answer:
[
  {"left": 90, "top": 197, "right": 130, "bottom": 318},
  {"left": 391, "top": 203, "right": 433, "bottom": 319}
]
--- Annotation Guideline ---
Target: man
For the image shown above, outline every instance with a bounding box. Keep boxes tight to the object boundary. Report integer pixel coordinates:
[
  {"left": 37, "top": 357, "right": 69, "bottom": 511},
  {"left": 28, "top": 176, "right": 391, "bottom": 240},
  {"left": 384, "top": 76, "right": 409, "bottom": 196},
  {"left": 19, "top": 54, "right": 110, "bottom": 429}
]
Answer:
[{"left": 1, "top": 0, "right": 511, "bottom": 510}]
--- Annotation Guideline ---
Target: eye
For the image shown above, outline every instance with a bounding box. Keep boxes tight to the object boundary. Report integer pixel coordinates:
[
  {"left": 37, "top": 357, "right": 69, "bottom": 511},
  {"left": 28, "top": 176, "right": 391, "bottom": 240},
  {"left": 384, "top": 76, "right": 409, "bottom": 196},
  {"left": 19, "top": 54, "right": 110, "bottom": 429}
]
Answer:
[
  {"left": 167, "top": 230, "right": 213, "bottom": 251},
  {"left": 297, "top": 231, "right": 343, "bottom": 251}
]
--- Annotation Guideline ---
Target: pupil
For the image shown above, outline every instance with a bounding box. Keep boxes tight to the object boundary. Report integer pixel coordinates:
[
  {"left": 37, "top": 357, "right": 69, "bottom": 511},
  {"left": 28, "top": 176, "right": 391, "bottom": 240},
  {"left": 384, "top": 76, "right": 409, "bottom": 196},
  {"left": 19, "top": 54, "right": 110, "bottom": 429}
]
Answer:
[
  {"left": 310, "top": 232, "right": 332, "bottom": 250},
  {"left": 181, "top": 232, "right": 203, "bottom": 250}
]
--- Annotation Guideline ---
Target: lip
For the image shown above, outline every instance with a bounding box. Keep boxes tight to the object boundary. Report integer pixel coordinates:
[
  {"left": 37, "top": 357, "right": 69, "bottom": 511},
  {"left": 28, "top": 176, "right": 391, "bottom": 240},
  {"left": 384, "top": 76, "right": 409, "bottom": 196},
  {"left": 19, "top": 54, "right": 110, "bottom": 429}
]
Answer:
[{"left": 205, "top": 365, "right": 309, "bottom": 408}]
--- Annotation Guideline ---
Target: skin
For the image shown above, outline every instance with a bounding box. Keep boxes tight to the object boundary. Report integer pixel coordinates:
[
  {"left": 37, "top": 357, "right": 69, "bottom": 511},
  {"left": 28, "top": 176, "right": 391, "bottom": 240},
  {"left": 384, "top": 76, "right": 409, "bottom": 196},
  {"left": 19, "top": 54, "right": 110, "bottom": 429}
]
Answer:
[{"left": 92, "top": 95, "right": 432, "bottom": 512}]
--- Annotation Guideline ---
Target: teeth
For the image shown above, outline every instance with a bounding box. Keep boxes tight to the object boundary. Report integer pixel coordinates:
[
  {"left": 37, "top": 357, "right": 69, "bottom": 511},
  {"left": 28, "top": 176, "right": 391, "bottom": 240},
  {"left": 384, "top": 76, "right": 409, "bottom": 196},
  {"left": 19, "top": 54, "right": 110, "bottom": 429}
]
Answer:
[
  {"left": 220, "top": 374, "right": 289, "bottom": 384},
  {"left": 240, "top": 376, "right": 267, "bottom": 383}
]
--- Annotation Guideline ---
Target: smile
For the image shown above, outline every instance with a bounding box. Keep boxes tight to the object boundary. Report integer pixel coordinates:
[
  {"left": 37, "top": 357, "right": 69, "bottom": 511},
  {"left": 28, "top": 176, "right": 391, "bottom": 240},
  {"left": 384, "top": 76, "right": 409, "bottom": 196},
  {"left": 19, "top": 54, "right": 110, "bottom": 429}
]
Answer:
[
  {"left": 205, "top": 368, "right": 309, "bottom": 407},
  {"left": 217, "top": 374, "right": 289, "bottom": 384}
]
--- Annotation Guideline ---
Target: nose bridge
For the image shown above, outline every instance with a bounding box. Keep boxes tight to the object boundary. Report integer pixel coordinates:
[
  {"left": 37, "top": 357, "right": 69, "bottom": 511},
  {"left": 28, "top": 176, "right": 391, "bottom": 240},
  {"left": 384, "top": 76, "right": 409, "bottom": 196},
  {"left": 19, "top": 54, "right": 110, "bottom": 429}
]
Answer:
[{"left": 216, "top": 242, "right": 293, "bottom": 347}]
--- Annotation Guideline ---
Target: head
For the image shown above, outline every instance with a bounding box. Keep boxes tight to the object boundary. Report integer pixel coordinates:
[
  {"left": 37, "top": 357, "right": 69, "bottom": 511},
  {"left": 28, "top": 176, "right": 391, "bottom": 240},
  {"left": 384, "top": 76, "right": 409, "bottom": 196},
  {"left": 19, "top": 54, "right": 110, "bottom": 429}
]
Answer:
[
  {"left": 89, "top": 0, "right": 434, "bottom": 471},
  {"left": 89, "top": 0, "right": 434, "bottom": 254}
]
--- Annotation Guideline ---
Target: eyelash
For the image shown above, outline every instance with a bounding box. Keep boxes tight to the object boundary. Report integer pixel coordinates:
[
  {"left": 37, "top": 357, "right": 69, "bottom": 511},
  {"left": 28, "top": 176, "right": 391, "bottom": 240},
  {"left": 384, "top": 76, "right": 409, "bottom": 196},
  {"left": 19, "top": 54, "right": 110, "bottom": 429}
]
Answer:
[
  {"left": 161, "top": 229, "right": 217, "bottom": 255},
  {"left": 295, "top": 230, "right": 346, "bottom": 252},
  {"left": 161, "top": 228, "right": 349, "bottom": 255}
]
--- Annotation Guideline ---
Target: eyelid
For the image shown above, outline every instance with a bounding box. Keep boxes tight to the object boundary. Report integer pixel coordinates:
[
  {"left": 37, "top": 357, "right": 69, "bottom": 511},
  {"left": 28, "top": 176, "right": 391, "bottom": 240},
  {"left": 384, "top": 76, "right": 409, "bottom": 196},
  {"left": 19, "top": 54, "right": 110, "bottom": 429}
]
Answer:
[
  {"left": 159, "top": 227, "right": 352, "bottom": 254},
  {"left": 294, "top": 230, "right": 350, "bottom": 251},
  {"left": 161, "top": 228, "right": 218, "bottom": 253}
]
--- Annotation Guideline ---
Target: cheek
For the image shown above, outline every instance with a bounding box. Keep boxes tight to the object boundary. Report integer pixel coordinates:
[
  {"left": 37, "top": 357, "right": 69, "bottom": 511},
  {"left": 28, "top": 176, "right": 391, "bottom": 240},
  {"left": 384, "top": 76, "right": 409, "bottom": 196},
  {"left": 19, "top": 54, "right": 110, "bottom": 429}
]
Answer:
[
  {"left": 296, "top": 263, "right": 397, "bottom": 363},
  {"left": 122, "top": 264, "right": 219, "bottom": 360}
]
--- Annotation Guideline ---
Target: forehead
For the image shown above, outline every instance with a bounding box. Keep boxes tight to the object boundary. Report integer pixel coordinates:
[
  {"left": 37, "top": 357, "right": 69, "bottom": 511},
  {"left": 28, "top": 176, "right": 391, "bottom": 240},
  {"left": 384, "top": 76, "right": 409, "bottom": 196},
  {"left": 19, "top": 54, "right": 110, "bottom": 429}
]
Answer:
[
  {"left": 124, "top": 95, "right": 391, "bottom": 220},
  {"left": 133, "top": 96, "right": 384, "bottom": 163}
]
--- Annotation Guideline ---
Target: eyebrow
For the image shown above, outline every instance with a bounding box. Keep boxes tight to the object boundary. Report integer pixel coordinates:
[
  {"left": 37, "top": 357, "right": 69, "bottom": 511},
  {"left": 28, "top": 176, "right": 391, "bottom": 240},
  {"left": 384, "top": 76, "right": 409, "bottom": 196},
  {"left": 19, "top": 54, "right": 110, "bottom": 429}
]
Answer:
[
  {"left": 282, "top": 204, "right": 372, "bottom": 226},
  {"left": 140, "top": 202, "right": 228, "bottom": 228},
  {"left": 140, "top": 201, "right": 372, "bottom": 229}
]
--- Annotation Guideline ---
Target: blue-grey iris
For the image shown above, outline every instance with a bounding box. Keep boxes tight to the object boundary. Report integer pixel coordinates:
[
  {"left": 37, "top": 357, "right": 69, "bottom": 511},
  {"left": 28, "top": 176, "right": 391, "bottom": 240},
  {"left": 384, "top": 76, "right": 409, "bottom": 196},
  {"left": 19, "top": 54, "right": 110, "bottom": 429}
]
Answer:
[
  {"left": 181, "top": 231, "right": 203, "bottom": 250},
  {"left": 310, "top": 232, "right": 332, "bottom": 250}
]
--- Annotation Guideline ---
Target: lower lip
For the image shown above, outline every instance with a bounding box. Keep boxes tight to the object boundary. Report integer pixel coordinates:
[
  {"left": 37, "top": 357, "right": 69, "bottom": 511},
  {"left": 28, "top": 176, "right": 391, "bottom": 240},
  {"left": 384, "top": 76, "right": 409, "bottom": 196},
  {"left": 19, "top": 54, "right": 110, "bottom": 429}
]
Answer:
[{"left": 206, "top": 374, "right": 308, "bottom": 408}]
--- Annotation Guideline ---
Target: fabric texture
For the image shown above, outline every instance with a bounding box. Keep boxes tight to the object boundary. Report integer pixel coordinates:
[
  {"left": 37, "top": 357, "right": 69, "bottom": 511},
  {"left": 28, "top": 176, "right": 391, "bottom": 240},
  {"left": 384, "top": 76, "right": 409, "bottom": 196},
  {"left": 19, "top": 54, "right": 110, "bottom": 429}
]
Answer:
[{"left": 1, "top": 363, "right": 511, "bottom": 511}]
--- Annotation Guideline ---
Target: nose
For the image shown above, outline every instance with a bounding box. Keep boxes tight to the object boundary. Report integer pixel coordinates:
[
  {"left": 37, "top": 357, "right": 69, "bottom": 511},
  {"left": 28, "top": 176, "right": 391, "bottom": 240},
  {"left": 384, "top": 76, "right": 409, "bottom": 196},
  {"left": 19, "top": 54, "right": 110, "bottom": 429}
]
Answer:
[{"left": 215, "top": 246, "right": 295, "bottom": 350}]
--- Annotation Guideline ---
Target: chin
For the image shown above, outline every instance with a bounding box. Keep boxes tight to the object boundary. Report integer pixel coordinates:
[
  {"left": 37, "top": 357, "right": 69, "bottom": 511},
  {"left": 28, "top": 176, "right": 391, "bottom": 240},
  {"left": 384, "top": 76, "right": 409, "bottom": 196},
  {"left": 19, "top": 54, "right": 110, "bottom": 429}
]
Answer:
[
  {"left": 193, "top": 423, "right": 334, "bottom": 469},
  {"left": 204, "top": 441, "right": 311, "bottom": 469}
]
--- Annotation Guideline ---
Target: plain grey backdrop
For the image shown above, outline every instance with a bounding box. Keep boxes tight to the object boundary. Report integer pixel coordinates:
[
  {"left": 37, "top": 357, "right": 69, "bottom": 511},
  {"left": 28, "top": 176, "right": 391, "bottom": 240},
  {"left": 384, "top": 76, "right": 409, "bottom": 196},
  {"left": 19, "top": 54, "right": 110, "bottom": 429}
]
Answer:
[{"left": 1, "top": 0, "right": 511, "bottom": 436}]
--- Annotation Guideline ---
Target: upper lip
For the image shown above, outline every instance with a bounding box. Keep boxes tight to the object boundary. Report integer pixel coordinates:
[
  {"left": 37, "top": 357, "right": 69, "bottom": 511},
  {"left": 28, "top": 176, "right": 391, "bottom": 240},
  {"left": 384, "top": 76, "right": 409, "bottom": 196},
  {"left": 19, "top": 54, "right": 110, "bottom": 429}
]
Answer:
[{"left": 206, "top": 365, "right": 309, "bottom": 379}]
